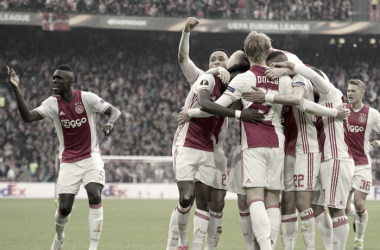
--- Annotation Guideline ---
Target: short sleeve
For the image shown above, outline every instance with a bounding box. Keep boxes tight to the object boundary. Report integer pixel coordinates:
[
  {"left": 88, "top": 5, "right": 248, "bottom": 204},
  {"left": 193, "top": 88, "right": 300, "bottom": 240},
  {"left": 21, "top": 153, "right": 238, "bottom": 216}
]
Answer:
[
  {"left": 33, "top": 96, "right": 57, "bottom": 119},
  {"left": 279, "top": 76, "right": 293, "bottom": 95},
  {"left": 292, "top": 74, "right": 309, "bottom": 93},
  {"left": 83, "top": 92, "right": 111, "bottom": 114},
  {"left": 222, "top": 73, "right": 249, "bottom": 102},
  {"left": 192, "top": 74, "right": 215, "bottom": 95},
  {"left": 370, "top": 108, "right": 380, "bottom": 133}
]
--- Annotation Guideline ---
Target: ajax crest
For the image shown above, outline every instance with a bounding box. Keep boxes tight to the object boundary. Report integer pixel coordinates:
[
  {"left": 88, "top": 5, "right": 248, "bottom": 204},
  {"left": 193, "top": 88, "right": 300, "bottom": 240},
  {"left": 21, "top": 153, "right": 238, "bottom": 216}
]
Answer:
[
  {"left": 75, "top": 104, "right": 84, "bottom": 114},
  {"left": 359, "top": 115, "right": 366, "bottom": 123}
]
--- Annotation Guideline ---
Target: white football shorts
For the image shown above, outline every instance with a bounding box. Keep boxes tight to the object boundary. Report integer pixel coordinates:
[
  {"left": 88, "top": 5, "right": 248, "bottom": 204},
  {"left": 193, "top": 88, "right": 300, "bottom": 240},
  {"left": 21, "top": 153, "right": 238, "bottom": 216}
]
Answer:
[
  {"left": 311, "top": 158, "right": 354, "bottom": 209},
  {"left": 242, "top": 147, "right": 284, "bottom": 190},
  {"left": 284, "top": 152, "right": 321, "bottom": 192},
  {"left": 227, "top": 145, "right": 246, "bottom": 195},
  {"left": 213, "top": 146, "right": 228, "bottom": 190},
  {"left": 57, "top": 154, "right": 105, "bottom": 195},
  {"left": 172, "top": 145, "right": 216, "bottom": 187},
  {"left": 351, "top": 163, "right": 372, "bottom": 194}
]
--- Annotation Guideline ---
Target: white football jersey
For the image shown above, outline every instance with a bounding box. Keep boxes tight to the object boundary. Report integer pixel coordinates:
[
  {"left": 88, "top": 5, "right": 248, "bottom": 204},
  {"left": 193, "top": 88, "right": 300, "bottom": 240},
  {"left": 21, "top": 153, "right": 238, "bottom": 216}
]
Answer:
[
  {"left": 223, "top": 65, "right": 293, "bottom": 150},
  {"left": 34, "top": 90, "right": 111, "bottom": 163}
]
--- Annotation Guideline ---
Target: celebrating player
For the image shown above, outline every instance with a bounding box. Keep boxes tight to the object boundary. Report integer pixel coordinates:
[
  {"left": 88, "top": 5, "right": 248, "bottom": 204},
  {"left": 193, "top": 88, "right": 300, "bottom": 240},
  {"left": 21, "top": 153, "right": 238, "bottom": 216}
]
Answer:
[
  {"left": 264, "top": 61, "right": 354, "bottom": 250},
  {"left": 166, "top": 17, "right": 232, "bottom": 250},
  {"left": 242, "top": 53, "right": 350, "bottom": 250},
  {"left": 344, "top": 79, "right": 380, "bottom": 249},
  {"left": 6, "top": 65, "right": 121, "bottom": 250}
]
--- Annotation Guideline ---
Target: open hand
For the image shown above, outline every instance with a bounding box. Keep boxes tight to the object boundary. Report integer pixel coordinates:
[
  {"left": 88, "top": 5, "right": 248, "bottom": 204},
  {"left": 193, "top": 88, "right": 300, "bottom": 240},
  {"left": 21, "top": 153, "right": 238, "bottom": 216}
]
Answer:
[
  {"left": 242, "top": 87, "right": 266, "bottom": 103},
  {"left": 218, "top": 67, "right": 230, "bottom": 84},
  {"left": 336, "top": 104, "right": 350, "bottom": 120},
  {"left": 240, "top": 109, "right": 265, "bottom": 125},
  {"left": 178, "top": 106, "right": 191, "bottom": 125}
]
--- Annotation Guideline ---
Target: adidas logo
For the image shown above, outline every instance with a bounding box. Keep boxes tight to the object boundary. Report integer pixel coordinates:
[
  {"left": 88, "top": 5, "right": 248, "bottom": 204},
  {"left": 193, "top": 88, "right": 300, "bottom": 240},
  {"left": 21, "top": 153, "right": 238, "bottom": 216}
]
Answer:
[
  {"left": 246, "top": 179, "right": 251, "bottom": 183},
  {"left": 59, "top": 111, "right": 65, "bottom": 116}
]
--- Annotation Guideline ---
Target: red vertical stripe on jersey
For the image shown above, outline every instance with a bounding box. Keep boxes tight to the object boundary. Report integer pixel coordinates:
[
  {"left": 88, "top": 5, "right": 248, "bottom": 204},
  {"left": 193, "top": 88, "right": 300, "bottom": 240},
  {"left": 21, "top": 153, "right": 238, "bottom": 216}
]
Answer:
[
  {"left": 329, "top": 159, "right": 340, "bottom": 207},
  {"left": 173, "top": 146, "right": 179, "bottom": 182},
  {"left": 241, "top": 150, "right": 244, "bottom": 188},
  {"left": 326, "top": 103, "right": 338, "bottom": 158},
  {"left": 298, "top": 111, "right": 310, "bottom": 153},
  {"left": 307, "top": 153, "right": 314, "bottom": 190}
]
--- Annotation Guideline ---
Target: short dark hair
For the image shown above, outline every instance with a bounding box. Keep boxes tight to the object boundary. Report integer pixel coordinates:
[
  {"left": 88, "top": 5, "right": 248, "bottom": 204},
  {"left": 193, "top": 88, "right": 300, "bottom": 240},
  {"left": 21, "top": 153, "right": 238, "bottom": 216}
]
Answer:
[
  {"left": 266, "top": 51, "right": 287, "bottom": 63},
  {"left": 57, "top": 64, "right": 73, "bottom": 72},
  {"left": 210, "top": 48, "right": 230, "bottom": 58}
]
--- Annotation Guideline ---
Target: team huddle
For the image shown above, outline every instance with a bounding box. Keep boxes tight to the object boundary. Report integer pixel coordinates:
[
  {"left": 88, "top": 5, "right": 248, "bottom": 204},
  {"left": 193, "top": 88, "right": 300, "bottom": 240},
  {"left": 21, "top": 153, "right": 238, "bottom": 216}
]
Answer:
[
  {"left": 166, "top": 18, "right": 380, "bottom": 250},
  {"left": 6, "top": 17, "right": 379, "bottom": 250}
]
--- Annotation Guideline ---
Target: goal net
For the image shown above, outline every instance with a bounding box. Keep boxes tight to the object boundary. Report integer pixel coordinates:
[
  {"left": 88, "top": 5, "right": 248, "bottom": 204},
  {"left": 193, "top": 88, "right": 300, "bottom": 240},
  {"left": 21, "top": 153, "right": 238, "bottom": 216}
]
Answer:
[{"left": 101, "top": 155, "right": 174, "bottom": 184}]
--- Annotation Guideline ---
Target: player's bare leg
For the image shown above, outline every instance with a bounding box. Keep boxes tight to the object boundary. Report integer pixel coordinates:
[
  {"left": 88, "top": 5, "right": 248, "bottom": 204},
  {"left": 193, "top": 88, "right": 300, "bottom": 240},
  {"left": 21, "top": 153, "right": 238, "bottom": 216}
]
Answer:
[
  {"left": 346, "top": 189, "right": 368, "bottom": 249},
  {"left": 295, "top": 191, "right": 315, "bottom": 250},
  {"left": 264, "top": 190, "right": 280, "bottom": 250},
  {"left": 329, "top": 207, "right": 349, "bottom": 250},
  {"left": 237, "top": 194, "right": 259, "bottom": 250},
  {"left": 191, "top": 182, "right": 212, "bottom": 250},
  {"left": 51, "top": 193, "right": 75, "bottom": 250},
  {"left": 246, "top": 187, "right": 271, "bottom": 250},
  {"left": 204, "top": 188, "right": 226, "bottom": 250},
  {"left": 280, "top": 191, "right": 297, "bottom": 250},
  {"left": 85, "top": 183, "right": 104, "bottom": 250},
  {"left": 168, "top": 181, "right": 194, "bottom": 250}
]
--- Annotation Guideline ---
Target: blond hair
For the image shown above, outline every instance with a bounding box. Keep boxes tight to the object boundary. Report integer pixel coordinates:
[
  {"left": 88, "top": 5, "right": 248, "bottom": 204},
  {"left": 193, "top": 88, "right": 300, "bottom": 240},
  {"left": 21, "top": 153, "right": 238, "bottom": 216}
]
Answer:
[
  {"left": 243, "top": 31, "right": 272, "bottom": 63},
  {"left": 349, "top": 79, "right": 365, "bottom": 93}
]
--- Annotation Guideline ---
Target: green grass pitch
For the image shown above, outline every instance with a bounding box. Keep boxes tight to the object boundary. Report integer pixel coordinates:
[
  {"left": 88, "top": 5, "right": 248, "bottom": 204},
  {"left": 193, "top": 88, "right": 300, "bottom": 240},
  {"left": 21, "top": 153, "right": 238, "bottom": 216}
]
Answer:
[{"left": 1, "top": 199, "right": 379, "bottom": 249}]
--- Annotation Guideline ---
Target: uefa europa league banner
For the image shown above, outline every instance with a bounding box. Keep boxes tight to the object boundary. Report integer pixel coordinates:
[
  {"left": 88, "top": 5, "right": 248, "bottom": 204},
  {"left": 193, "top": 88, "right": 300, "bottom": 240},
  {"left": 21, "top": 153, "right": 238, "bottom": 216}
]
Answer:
[{"left": 0, "top": 11, "right": 380, "bottom": 34}]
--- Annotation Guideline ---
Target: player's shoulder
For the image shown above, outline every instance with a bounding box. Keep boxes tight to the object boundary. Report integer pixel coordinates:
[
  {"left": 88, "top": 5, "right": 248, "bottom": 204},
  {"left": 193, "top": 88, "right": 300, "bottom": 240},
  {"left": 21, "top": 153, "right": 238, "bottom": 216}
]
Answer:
[
  {"left": 42, "top": 95, "right": 58, "bottom": 104},
  {"left": 193, "top": 73, "right": 215, "bottom": 86},
  {"left": 369, "top": 106, "right": 380, "bottom": 116}
]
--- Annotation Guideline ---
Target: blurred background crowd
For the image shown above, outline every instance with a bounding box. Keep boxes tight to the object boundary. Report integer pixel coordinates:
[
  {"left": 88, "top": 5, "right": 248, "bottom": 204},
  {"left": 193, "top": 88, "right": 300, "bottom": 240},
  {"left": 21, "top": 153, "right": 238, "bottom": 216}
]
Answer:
[
  {"left": 0, "top": 27, "right": 379, "bottom": 184},
  {"left": 0, "top": 0, "right": 362, "bottom": 21}
]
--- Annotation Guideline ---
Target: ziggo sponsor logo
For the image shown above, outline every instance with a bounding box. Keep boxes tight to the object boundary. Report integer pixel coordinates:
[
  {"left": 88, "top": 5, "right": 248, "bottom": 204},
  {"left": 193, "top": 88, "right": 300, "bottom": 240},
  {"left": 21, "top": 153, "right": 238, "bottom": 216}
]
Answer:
[
  {"left": 61, "top": 118, "right": 87, "bottom": 128},
  {"left": 347, "top": 124, "right": 364, "bottom": 133},
  {"left": 0, "top": 184, "right": 26, "bottom": 197},
  {"left": 102, "top": 185, "right": 127, "bottom": 198}
]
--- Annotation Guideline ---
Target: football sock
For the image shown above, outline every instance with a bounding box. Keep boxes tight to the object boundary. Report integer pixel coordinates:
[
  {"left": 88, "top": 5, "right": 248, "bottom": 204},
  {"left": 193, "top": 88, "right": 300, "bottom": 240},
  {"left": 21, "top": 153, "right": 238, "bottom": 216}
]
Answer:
[
  {"left": 166, "top": 207, "right": 179, "bottom": 250},
  {"left": 314, "top": 210, "right": 333, "bottom": 250},
  {"left": 346, "top": 203, "right": 355, "bottom": 217},
  {"left": 266, "top": 205, "right": 280, "bottom": 250},
  {"left": 55, "top": 209, "right": 70, "bottom": 241},
  {"left": 249, "top": 199, "right": 272, "bottom": 250},
  {"left": 332, "top": 216, "right": 349, "bottom": 250},
  {"left": 176, "top": 203, "right": 191, "bottom": 247},
  {"left": 239, "top": 209, "right": 255, "bottom": 250},
  {"left": 191, "top": 209, "right": 210, "bottom": 250},
  {"left": 204, "top": 210, "right": 223, "bottom": 250},
  {"left": 355, "top": 209, "right": 368, "bottom": 242},
  {"left": 89, "top": 204, "right": 103, "bottom": 250},
  {"left": 280, "top": 212, "right": 298, "bottom": 250},
  {"left": 300, "top": 208, "right": 315, "bottom": 250}
]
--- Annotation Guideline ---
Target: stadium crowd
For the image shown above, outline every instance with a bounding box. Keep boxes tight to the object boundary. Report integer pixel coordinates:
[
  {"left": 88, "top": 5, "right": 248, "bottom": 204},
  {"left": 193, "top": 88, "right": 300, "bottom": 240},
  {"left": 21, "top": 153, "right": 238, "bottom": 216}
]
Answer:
[
  {"left": 0, "top": 29, "right": 379, "bottom": 184},
  {"left": 0, "top": 0, "right": 354, "bottom": 20}
]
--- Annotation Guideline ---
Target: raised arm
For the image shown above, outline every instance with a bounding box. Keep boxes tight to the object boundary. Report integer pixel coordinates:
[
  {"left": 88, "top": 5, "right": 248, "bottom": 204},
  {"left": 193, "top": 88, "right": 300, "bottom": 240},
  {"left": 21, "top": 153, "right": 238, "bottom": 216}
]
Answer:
[
  {"left": 102, "top": 106, "right": 121, "bottom": 137},
  {"left": 7, "top": 67, "right": 44, "bottom": 123},
  {"left": 178, "top": 17, "right": 203, "bottom": 85}
]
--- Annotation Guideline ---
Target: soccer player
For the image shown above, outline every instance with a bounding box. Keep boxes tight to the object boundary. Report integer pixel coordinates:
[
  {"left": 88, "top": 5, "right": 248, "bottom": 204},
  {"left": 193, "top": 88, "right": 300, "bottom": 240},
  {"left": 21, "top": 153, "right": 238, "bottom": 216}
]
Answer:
[
  {"left": 6, "top": 65, "right": 121, "bottom": 250},
  {"left": 166, "top": 17, "right": 231, "bottom": 250},
  {"left": 179, "top": 31, "right": 295, "bottom": 250},
  {"left": 171, "top": 59, "right": 262, "bottom": 250},
  {"left": 260, "top": 61, "right": 355, "bottom": 250},
  {"left": 344, "top": 79, "right": 380, "bottom": 249},
  {"left": 239, "top": 51, "right": 349, "bottom": 250}
]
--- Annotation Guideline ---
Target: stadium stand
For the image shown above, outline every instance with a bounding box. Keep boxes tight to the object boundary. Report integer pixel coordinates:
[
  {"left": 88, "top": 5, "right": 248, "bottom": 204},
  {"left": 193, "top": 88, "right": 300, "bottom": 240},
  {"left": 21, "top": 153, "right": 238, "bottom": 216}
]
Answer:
[
  {"left": 0, "top": 0, "right": 356, "bottom": 21},
  {"left": 0, "top": 28, "right": 379, "bottom": 184}
]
